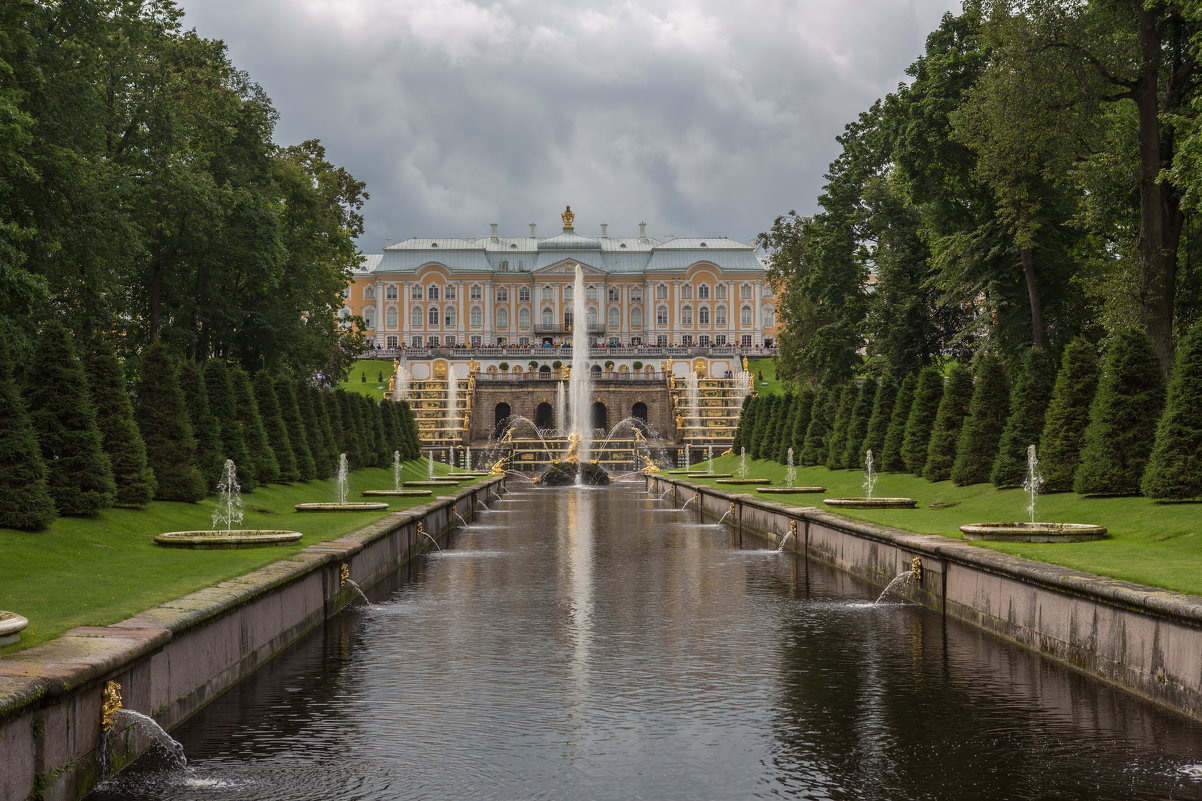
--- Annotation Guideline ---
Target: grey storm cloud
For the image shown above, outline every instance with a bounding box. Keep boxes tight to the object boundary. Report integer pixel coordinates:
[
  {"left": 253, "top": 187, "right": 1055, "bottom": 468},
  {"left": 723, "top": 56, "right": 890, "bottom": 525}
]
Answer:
[{"left": 182, "top": 0, "right": 963, "bottom": 250}]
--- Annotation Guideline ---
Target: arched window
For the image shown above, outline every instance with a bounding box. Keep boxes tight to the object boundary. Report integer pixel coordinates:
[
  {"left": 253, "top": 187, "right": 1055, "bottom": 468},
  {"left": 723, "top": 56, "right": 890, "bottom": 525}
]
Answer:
[
  {"left": 680, "top": 284, "right": 693, "bottom": 300},
  {"left": 496, "top": 307, "right": 508, "bottom": 329},
  {"left": 715, "top": 305, "right": 727, "bottom": 326},
  {"left": 715, "top": 284, "right": 727, "bottom": 299},
  {"left": 698, "top": 284, "right": 709, "bottom": 300},
  {"left": 681, "top": 305, "right": 693, "bottom": 326},
  {"left": 631, "top": 307, "right": 643, "bottom": 328},
  {"left": 412, "top": 305, "right": 423, "bottom": 327},
  {"left": 535, "top": 402, "right": 553, "bottom": 429},
  {"left": 656, "top": 284, "right": 668, "bottom": 300},
  {"left": 542, "top": 307, "right": 553, "bottom": 327},
  {"left": 631, "top": 287, "right": 643, "bottom": 301},
  {"left": 496, "top": 287, "right": 509, "bottom": 302},
  {"left": 427, "top": 285, "right": 440, "bottom": 300},
  {"left": 608, "top": 307, "right": 619, "bottom": 329},
  {"left": 494, "top": 403, "right": 511, "bottom": 439},
  {"left": 411, "top": 284, "right": 423, "bottom": 300},
  {"left": 698, "top": 305, "right": 710, "bottom": 326},
  {"left": 564, "top": 285, "right": 573, "bottom": 302},
  {"left": 542, "top": 286, "right": 552, "bottom": 302},
  {"left": 363, "top": 306, "right": 376, "bottom": 328},
  {"left": 656, "top": 306, "right": 668, "bottom": 326},
  {"left": 762, "top": 306, "right": 775, "bottom": 327},
  {"left": 586, "top": 285, "right": 597, "bottom": 302},
  {"left": 741, "top": 305, "right": 753, "bottom": 326},
  {"left": 386, "top": 306, "right": 398, "bottom": 327},
  {"left": 364, "top": 285, "right": 375, "bottom": 301},
  {"left": 740, "top": 283, "right": 752, "bottom": 300},
  {"left": 444, "top": 284, "right": 456, "bottom": 300},
  {"left": 470, "top": 306, "right": 482, "bottom": 326},
  {"left": 519, "top": 287, "right": 531, "bottom": 302},
  {"left": 632, "top": 401, "right": 648, "bottom": 422},
  {"left": 586, "top": 306, "right": 597, "bottom": 327},
  {"left": 428, "top": 306, "right": 440, "bottom": 326},
  {"left": 519, "top": 308, "right": 531, "bottom": 328},
  {"left": 385, "top": 285, "right": 398, "bottom": 300},
  {"left": 608, "top": 287, "right": 620, "bottom": 302},
  {"left": 445, "top": 306, "right": 457, "bottom": 326},
  {"left": 470, "top": 284, "right": 482, "bottom": 300}
]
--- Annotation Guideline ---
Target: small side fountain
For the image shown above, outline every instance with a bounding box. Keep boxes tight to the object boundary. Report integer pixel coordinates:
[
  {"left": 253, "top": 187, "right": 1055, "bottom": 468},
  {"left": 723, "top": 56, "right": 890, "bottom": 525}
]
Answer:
[
  {"left": 295, "top": 454, "right": 390, "bottom": 512},
  {"left": 823, "top": 449, "right": 917, "bottom": 509},
  {"left": 157, "top": 460, "right": 304, "bottom": 547},
  {"left": 363, "top": 450, "right": 434, "bottom": 498},
  {"left": 757, "top": 446, "right": 826, "bottom": 494},
  {"left": 99, "top": 680, "right": 187, "bottom": 778},
  {"left": 715, "top": 446, "right": 772, "bottom": 485},
  {"left": 874, "top": 557, "right": 923, "bottom": 604},
  {"left": 960, "top": 445, "right": 1106, "bottom": 542}
]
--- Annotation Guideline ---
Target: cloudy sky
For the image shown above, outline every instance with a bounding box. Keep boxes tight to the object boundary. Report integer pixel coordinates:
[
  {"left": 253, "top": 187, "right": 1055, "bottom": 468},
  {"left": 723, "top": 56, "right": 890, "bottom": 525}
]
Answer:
[{"left": 182, "top": 0, "right": 963, "bottom": 252}]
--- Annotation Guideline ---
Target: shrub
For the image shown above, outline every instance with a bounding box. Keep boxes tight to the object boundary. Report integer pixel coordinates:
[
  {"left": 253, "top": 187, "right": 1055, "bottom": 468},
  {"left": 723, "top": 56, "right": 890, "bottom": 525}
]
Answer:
[
  {"left": 255, "top": 370, "right": 298, "bottom": 482},
  {"left": 991, "top": 348, "right": 1055, "bottom": 488},
  {"left": 1039, "top": 339, "right": 1099, "bottom": 492},
  {"left": 751, "top": 395, "right": 779, "bottom": 459},
  {"left": 861, "top": 378, "right": 898, "bottom": 462},
  {"left": 204, "top": 360, "right": 256, "bottom": 491},
  {"left": 87, "top": 339, "right": 155, "bottom": 507},
  {"left": 800, "top": 385, "right": 836, "bottom": 465},
  {"left": 787, "top": 386, "right": 816, "bottom": 461},
  {"left": 1141, "top": 321, "right": 1202, "bottom": 499},
  {"left": 843, "top": 378, "right": 877, "bottom": 470},
  {"left": 880, "top": 373, "right": 916, "bottom": 472},
  {"left": 773, "top": 393, "right": 797, "bottom": 463},
  {"left": 529, "top": 360, "right": 538, "bottom": 369},
  {"left": 731, "top": 395, "right": 756, "bottom": 453},
  {"left": 952, "top": 355, "right": 1010, "bottom": 486},
  {"left": 231, "top": 364, "right": 279, "bottom": 485},
  {"left": 25, "top": 321, "right": 115, "bottom": 515},
  {"left": 604, "top": 360, "right": 615, "bottom": 370},
  {"left": 553, "top": 360, "right": 563, "bottom": 370},
  {"left": 633, "top": 361, "right": 643, "bottom": 370},
  {"left": 178, "top": 361, "right": 224, "bottom": 489},
  {"left": 499, "top": 362, "right": 509, "bottom": 371},
  {"left": 1075, "top": 329, "right": 1164, "bottom": 495},
  {"left": 825, "top": 383, "right": 858, "bottom": 470},
  {"left": 901, "top": 367, "right": 943, "bottom": 475},
  {"left": 0, "top": 337, "right": 56, "bottom": 530},
  {"left": 135, "top": 345, "right": 206, "bottom": 502},
  {"left": 923, "top": 364, "right": 973, "bottom": 482},
  {"left": 276, "top": 378, "right": 317, "bottom": 480}
]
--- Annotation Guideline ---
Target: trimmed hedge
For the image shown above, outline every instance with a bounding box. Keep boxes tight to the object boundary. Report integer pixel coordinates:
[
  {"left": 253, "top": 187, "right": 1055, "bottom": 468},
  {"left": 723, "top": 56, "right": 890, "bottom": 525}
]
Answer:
[
  {"left": 1142, "top": 319, "right": 1202, "bottom": 500},
  {"left": 1038, "top": 339, "right": 1099, "bottom": 492},
  {"left": 901, "top": 367, "right": 943, "bottom": 475},
  {"left": 0, "top": 338, "right": 56, "bottom": 529},
  {"left": 952, "top": 354, "right": 1009, "bottom": 487},
  {"left": 87, "top": 339, "right": 155, "bottom": 507},
  {"left": 991, "top": 347, "right": 1054, "bottom": 489},
  {"left": 923, "top": 363, "right": 973, "bottom": 483}
]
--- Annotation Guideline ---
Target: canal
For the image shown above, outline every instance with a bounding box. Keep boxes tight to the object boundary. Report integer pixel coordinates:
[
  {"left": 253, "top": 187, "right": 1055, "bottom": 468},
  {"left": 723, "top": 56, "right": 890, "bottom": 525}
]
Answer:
[{"left": 93, "top": 483, "right": 1202, "bottom": 800}]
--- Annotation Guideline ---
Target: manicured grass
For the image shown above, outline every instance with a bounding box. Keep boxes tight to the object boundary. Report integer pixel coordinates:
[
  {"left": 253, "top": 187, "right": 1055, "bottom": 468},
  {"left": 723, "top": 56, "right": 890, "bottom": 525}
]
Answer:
[
  {"left": 0, "top": 459, "right": 480, "bottom": 654},
  {"left": 747, "top": 357, "right": 783, "bottom": 395},
  {"left": 340, "top": 358, "right": 393, "bottom": 399},
  {"left": 688, "top": 454, "right": 1202, "bottom": 596}
]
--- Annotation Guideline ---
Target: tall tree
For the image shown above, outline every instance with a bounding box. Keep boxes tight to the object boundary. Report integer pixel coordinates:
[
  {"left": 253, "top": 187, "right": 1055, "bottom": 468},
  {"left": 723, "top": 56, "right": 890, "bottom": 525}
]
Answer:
[
  {"left": 952, "top": 355, "right": 1010, "bottom": 486},
  {"left": 0, "top": 338, "right": 55, "bottom": 530},
  {"left": 134, "top": 344, "right": 205, "bottom": 502},
  {"left": 86, "top": 339, "right": 155, "bottom": 507}
]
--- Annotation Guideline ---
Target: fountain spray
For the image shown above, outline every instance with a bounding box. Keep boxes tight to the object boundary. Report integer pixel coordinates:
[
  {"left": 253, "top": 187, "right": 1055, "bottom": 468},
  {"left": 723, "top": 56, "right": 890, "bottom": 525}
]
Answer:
[
  {"left": 1023, "top": 444, "right": 1044, "bottom": 523},
  {"left": 786, "top": 447, "right": 796, "bottom": 488},
  {"left": 392, "top": 450, "right": 402, "bottom": 491},
  {"left": 568, "top": 263, "right": 592, "bottom": 463},
  {"left": 863, "top": 449, "right": 877, "bottom": 500},
  {"left": 336, "top": 453, "right": 350, "bottom": 505},
  {"left": 212, "top": 459, "right": 243, "bottom": 532}
]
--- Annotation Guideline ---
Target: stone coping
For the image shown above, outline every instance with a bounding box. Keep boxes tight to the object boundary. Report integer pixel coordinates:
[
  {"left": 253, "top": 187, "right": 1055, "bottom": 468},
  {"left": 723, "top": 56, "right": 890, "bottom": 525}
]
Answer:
[
  {"left": 0, "top": 477, "right": 504, "bottom": 722},
  {"left": 0, "top": 613, "right": 28, "bottom": 647},
  {"left": 648, "top": 474, "right": 1202, "bottom": 626}
]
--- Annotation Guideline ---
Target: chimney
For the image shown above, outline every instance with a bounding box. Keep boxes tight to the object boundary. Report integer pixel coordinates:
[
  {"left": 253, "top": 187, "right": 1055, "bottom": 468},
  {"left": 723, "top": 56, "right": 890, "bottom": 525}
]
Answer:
[
  {"left": 529, "top": 223, "right": 537, "bottom": 236},
  {"left": 384, "top": 238, "right": 393, "bottom": 248},
  {"left": 600, "top": 223, "right": 608, "bottom": 237},
  {"left": 639, "top": 221, "right": 647, "bottom": 237},
  {"left": 665, "top": 234, "right": 674, "bottom": 242},
  {"left": 490, "top": 223, "right": 498, "bottom": 237}
]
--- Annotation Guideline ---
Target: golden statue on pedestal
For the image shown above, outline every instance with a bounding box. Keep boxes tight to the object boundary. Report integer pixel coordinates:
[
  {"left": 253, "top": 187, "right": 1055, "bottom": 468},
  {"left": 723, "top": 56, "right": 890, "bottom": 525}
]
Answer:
[
  {"left": 490, "top": 458, "right": 506, "bottom": 475},
  {"left": 563, "top": 431, "right": 582, "bottom": 463},
  {"left": 562, "top": 205, "right": 575, "bottom": 230},
  {"left": 641, "top": 455, "right": 661, "bottom": 474},
  {"left": 101, "top": 680, "right": 123, "bottom": 731}
]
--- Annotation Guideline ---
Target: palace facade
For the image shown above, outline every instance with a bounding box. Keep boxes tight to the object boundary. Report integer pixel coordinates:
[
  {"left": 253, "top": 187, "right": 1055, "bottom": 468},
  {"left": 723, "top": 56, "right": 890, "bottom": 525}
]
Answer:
[{"left": 343, "top": 208, "right": 777, "bottom": 349}]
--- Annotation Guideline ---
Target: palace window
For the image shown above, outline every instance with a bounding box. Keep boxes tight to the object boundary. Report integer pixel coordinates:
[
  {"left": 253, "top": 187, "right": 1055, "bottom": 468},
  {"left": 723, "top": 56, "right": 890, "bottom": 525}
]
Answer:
[
  {"left": 655, "top": 284, "right": 668, "bottom": 300},
  {"left": 740, "top": 283, "right": 752, "bottom": 300},
  {"left": 741, "top": 305, "right": 753, "bottom": 326},
  {"left": 385, "top": 307, "right": 398, "bottom": 327},
  {"left": 496, "top": 307, "right": 509, "bottom": 329},
  {"left": 564, "top": 285, "right": 573, "bottom": 302},
  {"left": 715, "top": 305, "right": 727, "bottom": 326},
  {"left": 470, "top": 285, "right": 482, "bottom": 300},
  {"left": 445, "top": 307, "right": 457, "bottom": 327},
  {"left": 445, "top": 335, "right": 455, "bottom": 346},
  {"left": 445, "top": 284, "right": 456, "bottom": 300},
  {"left": 698, "top": 334, "right": 710, "bottom": 346},
  {"left": 698, "top": 284, "right": 709, "bottom": 300},
  {"left": 586, "top": 306, "right": 597, "bottom": 327},
  {"left": 681, "top": 305, "right": 693, "bottom": 326},
  {"left": 519, "top": 337, "right": 530, "bottom": 346},
  {"left": 470, "top": 306, "right": 482, "bottom": 326},
  {"left": 385, "top": 285, "right": 397, "bottom": 300},
  {"left": 680, "top": 284, "right": 692, "bottom": 300},
  {"left": 519, "top": 287, "right": 531, "bottom": 302},
  {"left": 411, "top": 284, "right": 423, "bottom": 300},
  {"left": 698, "top": 305, "right": 710, "bottom": 326},
  {"left": 608, "top": 287, "right": 620, "bottom": 302},
  {"left": 428, "top": 335, "right": 440, "bottom": 346},
  {"left": 542, "top": 307, "right": 553, "bottom": 327},
  {"left": 630, "top": 307, "right": 643, "bottom": 328},
  {"left": 656, "top": 306, "right": 668, "bottom": 326},
  {"left": 715, "top": 284, "right": 727, "bottom": 300},
  {"left": 608, "top": 307, "right": 620, "bottom": 329},
  {"left": 519, "top": 308, "right": 531, "bottom": 328},
  {"left": 428, "top": 306, "right": 440, "bottom": 326},
  {"left": 496, "top": 287, "right": 509, "bottom": 302},
  {"left": 586, "top": 285, "right": 597, "bottom": 302},
  {"left": 412, "top": 336, "right": 422, "bottom": 347},
  {"left": 342, "top": 287, "right": 351, "bottom": 299},
  {"left": 364, "top": 285, "right": 375, "bottom": 301},
  {"left": 714, "top": 334, "right": 727, "bottom": 346},
  {"left": 542, "top": 286, "right": 552, "bottom": 302},
  {"left": 411, "top": 305, "right": 423, "bottom": 327},
  {"left": 631, "top": 287, "right": 642, "bottom": 302},
  {"left": 741, "top": 334, "right": 752, "bottom": 346},
  {"left": 427, "top": 285, "right": 440, "bottom": 300},
  {"left": 471, "top": 335, "right": 482, "bottom": 347},
  {"left": 386, "top": 335, "right": 398, "bottom": 348},
  {"left": 681, "top": 334, "right": 693, "bottom": 345},
  {"left": 363, "top": 306, "right": 376, "bottom": 328},
  {"left": 762, "top": 306, "right": 775, "bottom": 327}
]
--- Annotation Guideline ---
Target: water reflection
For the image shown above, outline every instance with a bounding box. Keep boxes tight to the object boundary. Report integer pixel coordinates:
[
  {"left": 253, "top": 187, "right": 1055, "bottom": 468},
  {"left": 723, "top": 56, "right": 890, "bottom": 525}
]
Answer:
[{"left": 91, "top": 485, "right": 1202, "bottom": 800}]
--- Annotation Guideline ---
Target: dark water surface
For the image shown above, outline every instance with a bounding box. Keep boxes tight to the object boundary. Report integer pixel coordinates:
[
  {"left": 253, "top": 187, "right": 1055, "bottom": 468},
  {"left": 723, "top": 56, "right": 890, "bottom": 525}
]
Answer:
[{"left": 92, "top": 483, "right": 1202, "bottom": 800}]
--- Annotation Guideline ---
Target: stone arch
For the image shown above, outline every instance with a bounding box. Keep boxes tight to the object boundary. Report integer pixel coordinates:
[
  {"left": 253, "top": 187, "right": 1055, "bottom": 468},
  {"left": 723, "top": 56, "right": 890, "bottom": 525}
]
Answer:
[
  {"left": 494, "top": 403, "right": 511, "bottom": 439},
  {"left": 632, "top": 401, "right": 648, "bottom": 422},
  {"left": 592, "top": 401, "right": 608, "bottom": 431},
  {"left": 535, "top": 402, "right": 553, "bottom": 429}
]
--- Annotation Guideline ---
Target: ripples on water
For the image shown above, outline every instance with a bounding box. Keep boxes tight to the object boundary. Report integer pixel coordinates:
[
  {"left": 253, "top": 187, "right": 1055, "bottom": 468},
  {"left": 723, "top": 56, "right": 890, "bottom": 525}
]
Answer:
[{"left": 91, "top": 484, "right": 1202, "bottom": 800}]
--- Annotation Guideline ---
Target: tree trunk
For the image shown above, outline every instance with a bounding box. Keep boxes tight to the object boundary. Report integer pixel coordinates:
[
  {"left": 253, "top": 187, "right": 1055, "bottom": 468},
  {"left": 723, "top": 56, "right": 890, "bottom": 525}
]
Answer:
[{"left": 1019, "top": 246, "right": 1045, "bottom": 349}]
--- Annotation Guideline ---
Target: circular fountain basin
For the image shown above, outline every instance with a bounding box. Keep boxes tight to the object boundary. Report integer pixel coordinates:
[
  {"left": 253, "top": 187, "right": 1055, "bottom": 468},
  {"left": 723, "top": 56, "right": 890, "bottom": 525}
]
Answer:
[
  {"left": 0, "top": 611, "right": 29, "bottom": 646},
  {"left": 403, "top": 480, "right": 463, "bottom": 487},
  {"left": 154, "top": 530, "right": 304, "bottom": 549},
  {"left": 757, "top": 486, "right": 827, "bottom": 494},
  {"left": 823, "top": 497, "right": 917, "bottom": 509},
  {"left": 362, "top": 489, "right": 434, "bottom": 497},
  {"left": 960, "top": 522, "right": 1107, "bottom": 542},
  {"left": 686, "top": 472, "right": 733, "bottom": 478},
  {"left": 293, "top": 502, "right": 390, "bottom": 512},
  {"left": 715, "top": 478, "right": 773, "bottom": 485}
]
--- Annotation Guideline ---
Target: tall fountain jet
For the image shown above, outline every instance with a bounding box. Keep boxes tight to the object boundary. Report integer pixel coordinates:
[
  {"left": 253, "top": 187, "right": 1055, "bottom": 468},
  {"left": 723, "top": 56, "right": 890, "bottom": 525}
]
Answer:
[
  {"left": 568, "top": 263, "right": 592, "bottom": 463},
  {"left": 446, "top": 364, "right": 459, "bottom": 442},
  {"left": 556, "top": 380, "right": 567, "bottom": 436}
]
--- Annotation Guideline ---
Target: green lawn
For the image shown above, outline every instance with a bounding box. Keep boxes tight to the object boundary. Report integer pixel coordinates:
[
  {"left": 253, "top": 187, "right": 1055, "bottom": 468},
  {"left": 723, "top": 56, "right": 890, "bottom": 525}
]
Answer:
[
  {"left": 747, "top": 357, "right": 782, "bottom": 395},
  {"left": 340, "top": 358, "right": 394, "bottom": 399},
  {"left": 688, "top": 454, "right": 1202, "bottom": 596},
  {"left": 0, "top": 459, "right": 480, "bottom": 654}
]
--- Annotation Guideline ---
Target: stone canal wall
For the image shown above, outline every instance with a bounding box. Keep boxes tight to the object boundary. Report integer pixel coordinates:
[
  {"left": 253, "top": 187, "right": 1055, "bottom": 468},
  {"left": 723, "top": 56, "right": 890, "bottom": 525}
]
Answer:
[
  {"left": 0, "top": 477, "right": 504, "bottom": 801},
  {"left": 649, "top": 474, "right": 1202, "bottom": 724}
]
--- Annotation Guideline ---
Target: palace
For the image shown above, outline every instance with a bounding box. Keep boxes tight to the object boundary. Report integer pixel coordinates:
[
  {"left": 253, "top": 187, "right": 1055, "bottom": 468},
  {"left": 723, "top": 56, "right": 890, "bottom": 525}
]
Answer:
[{"left": 343, "top": 207, "right": 777, "bottom": 349}]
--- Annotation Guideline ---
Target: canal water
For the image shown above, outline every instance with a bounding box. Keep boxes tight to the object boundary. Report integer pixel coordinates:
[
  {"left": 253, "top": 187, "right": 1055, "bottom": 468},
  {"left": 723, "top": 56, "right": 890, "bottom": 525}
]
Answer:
[{"left": 93, "top": 483, "right": 1202, "bottom": 800}]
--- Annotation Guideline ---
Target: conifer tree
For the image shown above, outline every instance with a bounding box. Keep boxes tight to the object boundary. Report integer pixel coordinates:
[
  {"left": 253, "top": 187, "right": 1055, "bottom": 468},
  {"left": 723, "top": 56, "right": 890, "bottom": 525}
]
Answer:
[
  {"left": 901, "top": 367, "right": 943, "bottom": 475},
  {"left": 255, "top": 371, "right": 298, "bottom": 482},
  {"left": 1142, "top": 320, "right": 1202, "bottom": 500},
  {"left": 731, "top": 395, "right": 757, "bottom": 453},
  {"left": 178, "top": 361, "right": 226, "bottom": 490},
  {"left": 1039, "top": 339, "right": 1099, "bottom": 492},
  {"left": 231, "top": 365, "right": 279, "bottom": 485},
  {"left": 306, "top": 385, "right": 339, "bottom": 476},
  {"left": 862, "top": 378, "right": 898, "bottom": 462},
  {"left": 398, "top": 399, "right": 421, "bottom": 460},
  {"left": 135, "top": 345, "right": 206, "bottom": 502},
  {"left": 991, "top": 348, "right": 1055, "bottom": 488},
  {"left": 204, "top": 360, "right": 256, "bottom": 491},
  {"left": 86, "top": 339, "right": 155, "bottom": 507},
  {"left": 923, "top": 364, "right": 973, "bottom": 482},
  {"left": 952, "top": 355, "right": 1010, "bottom": 486},
  {"left": 880, "top": 373, "right": 915, "bottom": 472},
  {"left": 753, "top": 395, "right": 780, "bottom": 459},
  {"left": 773, "top": 393, "right": 797, "bottom": 463},
  {"left": 0, "top": 338, "right": 57, "bottom": 530},
  {"left": 1075, "top": 329, "right": 1165, "bottom": 496},
  {"left": 366, "top": 396, "right": 390, "bottom": 467},
  {"left": 843, "top": 377, "right": 877, "bottom": 470},
  {"left": 787, "top": 387, "right": 816, "bottom": 460},
  {"left": 381, "top": 400, "right": 403, "bottom": 457},
  {"left": 800, "top": 386, "right": 835, "bottom": 465},
  {"left": 25, "top": 322, "right": 115, "bottom": 515},
  {"left": 276, "top": 378, "right": 317, "bottom": 480},
  {"left": 825, "top": 383, "right": 858, "bottom": 470}
]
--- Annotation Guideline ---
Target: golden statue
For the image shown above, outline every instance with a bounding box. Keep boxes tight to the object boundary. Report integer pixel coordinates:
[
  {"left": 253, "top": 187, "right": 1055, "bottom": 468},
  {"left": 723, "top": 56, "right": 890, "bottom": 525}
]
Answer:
[
  {"left": 561, "top": 205, "right": 575, "bottom": 230},
  {"left": 490, "top": 458, "right": 506, "bottom": 475},
  {"left": 742, "top": 356, "right": 749, "bottom": 372},
  {"left": 720, "top": 448, "right": 732, "bottom": 456},
  {"left": 562, "top": 366, "right": 571, "bottom": 380},
  {"left": 101, "top": 680, "right": 123, "bottom": 731},
  {"left": 387, "top": 374, "right": 396, "bottom": 394},
  {"left": 500, "top": 428, "right": 514, "bottom": 443},
  {"left": 633, "top": 428, "right": 645, "bottom": 443},
  {"left": 675, "top": 415, "right": 683, "bottom": 429},
  {"left": 469, "top": 358, "right": 480, "bottom": 374},
  {"left": 563, "top": 432, "right": 582, "bottom": 463},
  {"left": 641, "top": 455, "right": 661, "bottom": 474}
]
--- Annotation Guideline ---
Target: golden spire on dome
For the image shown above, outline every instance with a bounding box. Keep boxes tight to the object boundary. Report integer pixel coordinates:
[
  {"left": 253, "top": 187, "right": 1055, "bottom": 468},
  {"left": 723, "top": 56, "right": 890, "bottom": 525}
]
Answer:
[{"left": 561, "top": 205, "right": 575, "bottom": 231}]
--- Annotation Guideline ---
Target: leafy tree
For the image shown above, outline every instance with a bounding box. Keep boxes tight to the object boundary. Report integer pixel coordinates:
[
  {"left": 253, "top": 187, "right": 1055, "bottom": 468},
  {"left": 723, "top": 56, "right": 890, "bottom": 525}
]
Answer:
[
  {"left": 825, "top": 383, "right": 859, "bottom": 470},
  {"left": 86, "top": 339, "right": 155, "bottom": 506},
  {"left": 952, "top": 355, "right": 1010, "bottom": 486},
  {"left": 0, "top": 338, "right": 55, "bottom": 530},
  {"left": 991, "top": 347, "right": 1054, "bottom": 488},
  {"left": 901, "top": 367, "right": 944, "bottom": 475},
  {"left": 25, "top": 321, "right": 115, "bottom": 515},
  {"left": 1039, "top": 339, "right": 1100, "bottom": 492},
  {"left": 177, "top": 360, "right": 225, "bottom": 489},
  {"left": 880, "top": 373, "right": 916, "bottom": 472},
  {"left": 923, "top": 363, "right": 973, "bottom": 482},
  {"left": 1075, "top": 329, "right": 1164, "bottom": 495},
  {"left": 134, "top": 344, "right": 206, "bottom": 502},
  {"left": 843, "top": 377, "right": 877, "bottom": 469},
  {"left": 1142, "top": 319, "right": 1202, "bottom": 499}
]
